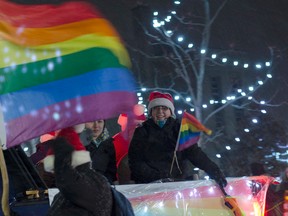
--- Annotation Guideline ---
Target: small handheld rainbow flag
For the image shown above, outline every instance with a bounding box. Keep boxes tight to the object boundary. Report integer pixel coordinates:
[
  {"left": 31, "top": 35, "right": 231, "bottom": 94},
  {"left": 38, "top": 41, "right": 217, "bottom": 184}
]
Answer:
[
  {"left": 0, "top": 1, "right": 137, "bottom": 148},
  {"left": 176, "top": 111, "right": 212, "bottom": 151}
]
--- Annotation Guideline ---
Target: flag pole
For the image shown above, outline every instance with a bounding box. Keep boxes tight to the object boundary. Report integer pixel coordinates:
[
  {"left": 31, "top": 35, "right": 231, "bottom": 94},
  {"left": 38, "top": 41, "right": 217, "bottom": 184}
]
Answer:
[
  {"left": 169, "top": 111, "right": 185, "bottom": 175},
  {"left": 0, "top": 107, "right": 9, "bottom": 216},
  {"left": 0, "top": 143, "right": 10, "bottom": 216}
]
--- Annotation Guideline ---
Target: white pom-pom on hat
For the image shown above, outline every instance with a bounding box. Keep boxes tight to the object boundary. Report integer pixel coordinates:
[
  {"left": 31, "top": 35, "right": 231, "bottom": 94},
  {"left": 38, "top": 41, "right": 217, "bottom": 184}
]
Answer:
[{"left": 43, "top": 126, "right": 90, "bottom": 172}]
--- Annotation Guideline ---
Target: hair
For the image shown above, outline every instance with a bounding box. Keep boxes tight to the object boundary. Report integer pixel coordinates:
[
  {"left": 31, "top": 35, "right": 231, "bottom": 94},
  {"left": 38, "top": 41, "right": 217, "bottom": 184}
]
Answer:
[{"left": 250, "top": 162, "right": 266, "bottom": 176}]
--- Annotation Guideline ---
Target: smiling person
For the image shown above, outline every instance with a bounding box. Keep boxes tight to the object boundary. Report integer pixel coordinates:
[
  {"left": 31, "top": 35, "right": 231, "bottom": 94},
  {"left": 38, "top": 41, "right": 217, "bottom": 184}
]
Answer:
[
  {"left": 83, "top": 120, "right": 117, "bottom": 184},
  {"left": 128, "top": 91, "right": 227, "bottom": 188}
]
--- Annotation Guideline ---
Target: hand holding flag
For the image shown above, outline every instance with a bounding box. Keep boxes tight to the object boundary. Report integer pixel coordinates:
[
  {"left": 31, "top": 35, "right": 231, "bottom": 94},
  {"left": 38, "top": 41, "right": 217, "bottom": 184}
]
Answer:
[{"left": 170, "top": 111, "right": 212, "bottom": 175}]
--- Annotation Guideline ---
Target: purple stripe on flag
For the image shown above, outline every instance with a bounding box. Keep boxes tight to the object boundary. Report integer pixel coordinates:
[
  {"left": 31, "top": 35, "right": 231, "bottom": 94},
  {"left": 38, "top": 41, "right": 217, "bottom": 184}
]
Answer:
[
  {"left": 1, "top": 67, "right": 135, "bottom": 121},
  {"left": 6, "top": 91, "right": 136, "bottom": 148},
  {"left": 177, "top": 136, "right": 200, "bottom": 151}
]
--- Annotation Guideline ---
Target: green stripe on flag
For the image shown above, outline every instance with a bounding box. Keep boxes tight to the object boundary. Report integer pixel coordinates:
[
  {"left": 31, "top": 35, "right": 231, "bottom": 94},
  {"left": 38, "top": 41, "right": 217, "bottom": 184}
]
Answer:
[{"left": 0, "top": 48, "right": 125, "bottom": 94}]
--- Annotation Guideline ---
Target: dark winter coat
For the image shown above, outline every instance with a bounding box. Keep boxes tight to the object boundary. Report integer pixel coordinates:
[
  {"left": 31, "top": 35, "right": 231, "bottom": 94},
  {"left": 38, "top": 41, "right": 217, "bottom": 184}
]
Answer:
[
  {"left": 128, "top": 117, "right": 225, "bottom": 184},
  {"left": 47, "top": 137, "right": 134, "bottom": 216},
  {"left": 47, "top": 137, "right": 113, "bottom": 216},
  {"left": 86, "top": 138, "right": 117, "bottom": 183},
  {"left": 46, "top": 137, "right": 135, "bottom": 216}
]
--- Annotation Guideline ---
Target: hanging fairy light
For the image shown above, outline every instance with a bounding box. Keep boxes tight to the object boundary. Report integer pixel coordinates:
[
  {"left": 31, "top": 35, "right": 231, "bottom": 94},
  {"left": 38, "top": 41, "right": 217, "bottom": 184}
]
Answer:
[{"left": 145, "top": 1, "right": 284, "bottom": 164}]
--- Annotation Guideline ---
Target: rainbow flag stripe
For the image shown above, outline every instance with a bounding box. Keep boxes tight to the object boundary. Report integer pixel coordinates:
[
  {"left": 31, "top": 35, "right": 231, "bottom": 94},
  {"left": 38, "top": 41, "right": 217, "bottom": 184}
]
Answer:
[
  {"left": 178, "top": 111, "right": 212, "bottom": 151},
  {"left": 0, "top": 1, "right": 137, "bottom": 148}
]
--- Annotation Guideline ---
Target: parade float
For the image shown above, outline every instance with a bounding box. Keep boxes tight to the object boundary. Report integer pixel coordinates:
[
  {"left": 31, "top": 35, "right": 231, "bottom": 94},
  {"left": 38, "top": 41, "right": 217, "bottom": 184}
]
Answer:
[
  {"left": 47, "top": 176, "right": 272, "bottom": 216},
  {"left": 0, "top": 1, "right": 278, "bottom": 215}
]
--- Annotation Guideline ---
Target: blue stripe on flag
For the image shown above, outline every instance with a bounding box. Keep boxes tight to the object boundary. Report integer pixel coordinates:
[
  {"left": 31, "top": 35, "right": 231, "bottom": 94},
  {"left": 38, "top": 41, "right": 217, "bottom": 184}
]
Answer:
[{"left": 0, "top": 67, "right": 136, "bottom": 121}]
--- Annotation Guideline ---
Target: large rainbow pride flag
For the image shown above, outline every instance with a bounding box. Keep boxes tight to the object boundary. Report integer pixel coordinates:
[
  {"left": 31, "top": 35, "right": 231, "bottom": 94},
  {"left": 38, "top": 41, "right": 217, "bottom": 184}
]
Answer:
[
  {"left": 0, "top": 0, "right": 137, "bottom": 148},
  {"left": 177, "top": 111, "right": 212, "bottom": 151}
]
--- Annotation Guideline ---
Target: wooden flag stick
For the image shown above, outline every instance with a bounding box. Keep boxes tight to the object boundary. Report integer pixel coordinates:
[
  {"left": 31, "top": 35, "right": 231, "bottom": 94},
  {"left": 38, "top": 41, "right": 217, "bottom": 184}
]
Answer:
[{"left": 0, "top": 143, "right": 10, "bottom": 216}]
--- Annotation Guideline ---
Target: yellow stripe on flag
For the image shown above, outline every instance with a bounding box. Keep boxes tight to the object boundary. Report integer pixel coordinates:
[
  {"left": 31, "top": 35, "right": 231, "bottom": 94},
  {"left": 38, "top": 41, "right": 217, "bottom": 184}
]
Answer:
[{"left": 0, "top": 34, "right": 130, "bottom": 68}]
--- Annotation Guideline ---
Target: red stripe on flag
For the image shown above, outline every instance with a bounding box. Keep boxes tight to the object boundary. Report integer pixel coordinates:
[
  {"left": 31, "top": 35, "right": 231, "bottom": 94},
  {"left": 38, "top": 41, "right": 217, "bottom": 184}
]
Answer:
[{"left": 0, "top": 1, "right": 103, "bottom": 28}]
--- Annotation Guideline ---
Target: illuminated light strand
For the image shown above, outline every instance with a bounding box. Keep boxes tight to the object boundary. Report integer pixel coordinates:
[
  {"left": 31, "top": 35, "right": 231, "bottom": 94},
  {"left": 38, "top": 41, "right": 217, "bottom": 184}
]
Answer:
[{"left": 147, "top": 3, "right": 284, "bottom": 163}]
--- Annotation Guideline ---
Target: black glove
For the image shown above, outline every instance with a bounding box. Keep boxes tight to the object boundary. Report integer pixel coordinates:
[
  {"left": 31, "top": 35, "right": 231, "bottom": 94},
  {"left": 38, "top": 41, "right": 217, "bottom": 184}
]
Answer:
[{"left": 210, "top": 170, "right": 228, "bottom": 188}]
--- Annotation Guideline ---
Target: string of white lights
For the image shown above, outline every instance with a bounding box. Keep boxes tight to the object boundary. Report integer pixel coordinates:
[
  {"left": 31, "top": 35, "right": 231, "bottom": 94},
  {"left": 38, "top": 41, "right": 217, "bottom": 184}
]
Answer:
[{"left": 140, "top": 0, "right": 287, "bottom": 164}]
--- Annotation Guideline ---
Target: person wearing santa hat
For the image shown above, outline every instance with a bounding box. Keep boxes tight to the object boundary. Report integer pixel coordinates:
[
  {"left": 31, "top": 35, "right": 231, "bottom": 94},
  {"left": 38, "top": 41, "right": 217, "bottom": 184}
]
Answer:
[
  {"left": 113, "top": 105, "right": 146, "bottom": 184},
  {"left": 114, "top": 104, "right": 146, "bottom": 167},
  {"left": 128, "top": 91, "right": 227, "bottom": 188},
  {"left": 45, "top": 124, "right": 134, "bottom": 215},
  {"left": 43, "top": 124, "right": 91, "bottom": 173}
]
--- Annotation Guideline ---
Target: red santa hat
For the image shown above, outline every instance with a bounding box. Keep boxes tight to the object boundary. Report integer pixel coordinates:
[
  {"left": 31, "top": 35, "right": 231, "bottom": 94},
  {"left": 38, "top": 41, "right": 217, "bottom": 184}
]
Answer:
[
  {"left": 147, "top": 91, "right": 175, "bottom": 117},
  {"left": 43, "top": 124, "right": 91, "bottom": 172},
  {"left": 118, "top": 104, "right": 146, "bottom": 132}
]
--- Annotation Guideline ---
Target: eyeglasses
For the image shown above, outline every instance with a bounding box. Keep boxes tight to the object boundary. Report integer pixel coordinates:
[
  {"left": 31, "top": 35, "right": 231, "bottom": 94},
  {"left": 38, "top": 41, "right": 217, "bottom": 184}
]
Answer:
[{"left": 152, "top": 106, "right": 169, "bottom": 111}]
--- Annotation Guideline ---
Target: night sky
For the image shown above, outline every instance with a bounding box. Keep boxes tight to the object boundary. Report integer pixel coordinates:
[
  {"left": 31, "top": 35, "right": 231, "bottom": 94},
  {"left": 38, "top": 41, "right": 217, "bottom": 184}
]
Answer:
[
  {"left": 8, "top": 0, "right": 288, "bottom": 126},
  {"left": 122, "top": 0, "right": 288, "bottom": 125}
]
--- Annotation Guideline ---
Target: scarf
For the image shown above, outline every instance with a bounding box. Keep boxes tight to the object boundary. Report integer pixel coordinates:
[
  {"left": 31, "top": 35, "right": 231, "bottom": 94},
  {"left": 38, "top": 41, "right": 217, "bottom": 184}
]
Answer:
[{"left": 92, "top": 127, "right": 110, "bottom": 147}]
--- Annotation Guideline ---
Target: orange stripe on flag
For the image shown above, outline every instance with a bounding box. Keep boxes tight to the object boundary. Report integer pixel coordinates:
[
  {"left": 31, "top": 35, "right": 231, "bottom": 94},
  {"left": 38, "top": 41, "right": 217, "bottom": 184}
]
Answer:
[{"left": 0, "top": 18, "right": 120, "bottom": 46}]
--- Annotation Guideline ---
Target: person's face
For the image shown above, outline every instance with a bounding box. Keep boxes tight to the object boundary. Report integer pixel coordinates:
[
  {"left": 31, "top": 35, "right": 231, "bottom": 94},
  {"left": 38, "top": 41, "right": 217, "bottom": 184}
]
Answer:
[
  {"left": 85, "top": 120, "right": 105, "bottom": 139},
  {"left": 151, "top": 106, "right": 171, "bottom": 122}
]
